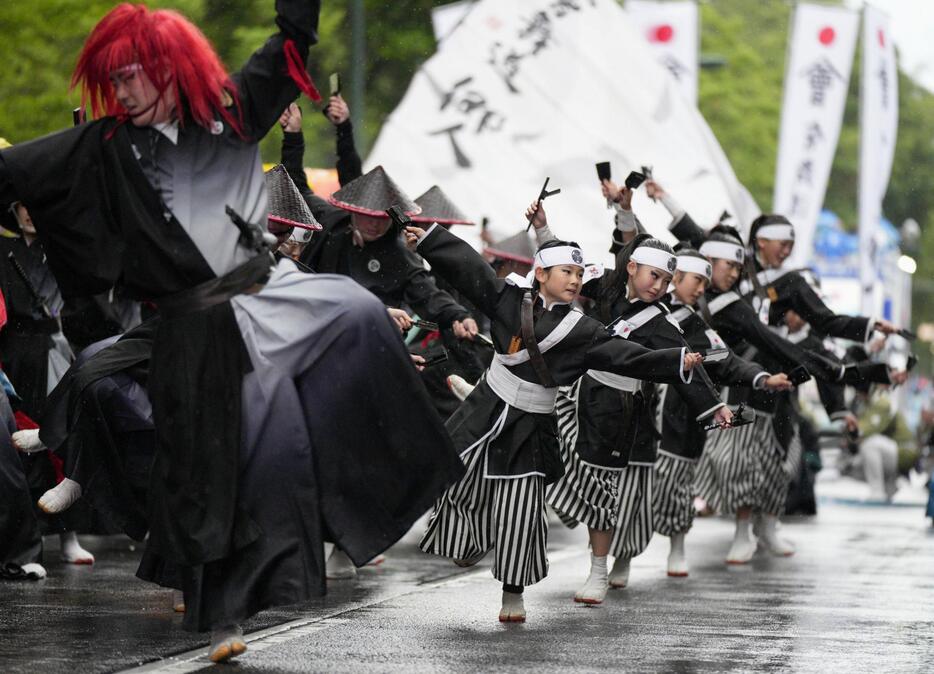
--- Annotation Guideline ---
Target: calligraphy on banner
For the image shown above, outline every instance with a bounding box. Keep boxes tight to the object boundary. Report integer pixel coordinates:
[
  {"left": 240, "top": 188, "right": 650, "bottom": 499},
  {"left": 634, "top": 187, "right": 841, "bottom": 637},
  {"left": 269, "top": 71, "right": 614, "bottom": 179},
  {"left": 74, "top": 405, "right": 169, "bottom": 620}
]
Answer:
[{"left": 773, "top": 3, "right": 858, "bottom": 269}]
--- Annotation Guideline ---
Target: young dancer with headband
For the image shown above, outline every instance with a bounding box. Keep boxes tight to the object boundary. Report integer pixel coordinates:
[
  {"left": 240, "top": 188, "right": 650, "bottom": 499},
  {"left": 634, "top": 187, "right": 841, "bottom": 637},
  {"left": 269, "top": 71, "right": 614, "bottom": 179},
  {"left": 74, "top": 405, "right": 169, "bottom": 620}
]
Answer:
[{"left": 404, "top": 203, "right": 705, "bottom": 623}]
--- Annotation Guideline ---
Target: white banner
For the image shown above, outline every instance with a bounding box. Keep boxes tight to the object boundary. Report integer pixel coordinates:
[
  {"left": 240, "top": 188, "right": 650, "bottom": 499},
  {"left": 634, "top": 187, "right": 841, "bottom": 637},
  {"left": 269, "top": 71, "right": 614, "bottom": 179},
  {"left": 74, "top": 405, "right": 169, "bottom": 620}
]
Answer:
[
  {"left": 624, "top": 0, "right": 698, "bottom": 104},
  {"left": 773, "top": 3, "right": 858, "bottom": 269},
  {"left": 367, "top": 0, "right": 758, "bottom": 266},
  {"left": 859, "top": 5, "right": 899, "bottom": 315}
]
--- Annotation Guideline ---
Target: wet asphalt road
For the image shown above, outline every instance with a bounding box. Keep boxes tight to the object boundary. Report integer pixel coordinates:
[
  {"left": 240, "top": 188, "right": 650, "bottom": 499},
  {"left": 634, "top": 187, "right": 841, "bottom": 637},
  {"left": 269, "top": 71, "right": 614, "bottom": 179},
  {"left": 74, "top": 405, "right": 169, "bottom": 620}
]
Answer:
[{"left": 2, "top": 501, "right": 932, "bottom": 673}]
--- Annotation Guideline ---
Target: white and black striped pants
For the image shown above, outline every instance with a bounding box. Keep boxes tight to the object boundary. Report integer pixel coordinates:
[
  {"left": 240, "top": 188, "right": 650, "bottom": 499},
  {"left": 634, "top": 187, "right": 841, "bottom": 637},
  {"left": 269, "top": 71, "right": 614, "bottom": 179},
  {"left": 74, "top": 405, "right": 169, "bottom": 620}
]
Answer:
[
  {"left": 652, "top": 451, "right": 697, "bottom": 537},
  {"left": 419, "top": 429, "right": 549, "bottom": 587},
  {"left": 695, "top": 414, "right": 788, "bottom": 516},
  {"left": 609, "top": 464, "right": 654, "bottom": 560},
  {"left": 547, "top": 383, "right": 621, "bottom": 531}
]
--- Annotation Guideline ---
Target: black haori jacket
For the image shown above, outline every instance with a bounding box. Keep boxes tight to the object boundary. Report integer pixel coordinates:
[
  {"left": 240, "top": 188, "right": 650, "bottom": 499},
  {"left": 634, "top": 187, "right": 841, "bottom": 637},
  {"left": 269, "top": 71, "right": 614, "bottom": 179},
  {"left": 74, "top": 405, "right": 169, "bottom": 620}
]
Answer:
[
  {"left": 670, "top": 212, "right": 873, "bottom": 341},
  {"left": 0, "top": 0, "right": 322, "bottom": 567},
  {"left": 415, "top": 224, "right": 690, "bottom": 483},
  {"left": 573, "top": 299, "right": 722, "bottom": 468},
  {"left": 659, "top": 298, "right": 766, "bottom": 460}
]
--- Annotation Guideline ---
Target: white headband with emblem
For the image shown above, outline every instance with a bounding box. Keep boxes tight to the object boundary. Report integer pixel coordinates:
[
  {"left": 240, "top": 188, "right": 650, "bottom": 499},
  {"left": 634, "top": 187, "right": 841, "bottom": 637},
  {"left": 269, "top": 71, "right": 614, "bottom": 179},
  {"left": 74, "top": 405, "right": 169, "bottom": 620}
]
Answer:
[
  {"left": 755, "top": 223, "right": 795, "bottom": 241},
  {"left": 676, "top": 255, "right": 712, "bottom": 279},
  {"left": 699, "top": 240, "right": 745, "bottom": 264},
  {"left": 630, "top": 246, "right": 677, "bottom": 273},
  {"left": 534, "top": 245, "right": 585, "bottom": 270}
]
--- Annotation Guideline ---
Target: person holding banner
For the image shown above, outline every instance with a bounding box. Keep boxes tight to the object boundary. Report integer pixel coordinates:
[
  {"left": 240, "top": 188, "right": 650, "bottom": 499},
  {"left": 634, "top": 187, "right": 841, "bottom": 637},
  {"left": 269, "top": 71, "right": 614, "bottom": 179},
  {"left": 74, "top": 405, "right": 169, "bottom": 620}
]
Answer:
[{"left": 405, "top": 205, "right": 704, "bottom": 623}]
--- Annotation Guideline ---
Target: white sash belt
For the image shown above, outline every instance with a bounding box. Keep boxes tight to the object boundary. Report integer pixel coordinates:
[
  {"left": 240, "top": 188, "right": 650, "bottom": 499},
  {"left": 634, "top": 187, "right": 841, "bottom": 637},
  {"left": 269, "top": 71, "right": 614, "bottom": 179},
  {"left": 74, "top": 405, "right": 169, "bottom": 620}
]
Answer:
[
  {"left": 586, "top": 369, "right": 641, "bottom": 392},
  {"left": 486, "top": 358, "right": 558, "bottom": 414}
]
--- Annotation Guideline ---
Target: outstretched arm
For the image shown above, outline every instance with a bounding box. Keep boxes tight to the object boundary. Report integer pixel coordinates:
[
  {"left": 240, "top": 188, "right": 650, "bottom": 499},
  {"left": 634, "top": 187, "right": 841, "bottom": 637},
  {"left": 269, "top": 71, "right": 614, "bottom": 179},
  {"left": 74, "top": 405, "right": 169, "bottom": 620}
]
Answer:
[{"left": 231, "top": 0, "right": 322, "bottom": 141}]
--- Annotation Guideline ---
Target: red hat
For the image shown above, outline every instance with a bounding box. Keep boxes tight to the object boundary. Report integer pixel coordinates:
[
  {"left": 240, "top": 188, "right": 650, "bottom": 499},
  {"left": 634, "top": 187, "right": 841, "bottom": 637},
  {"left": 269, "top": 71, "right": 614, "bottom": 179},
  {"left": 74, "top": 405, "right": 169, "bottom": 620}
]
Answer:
[{"left": 411, "top": 186, "right": 474, "bottom": 226}]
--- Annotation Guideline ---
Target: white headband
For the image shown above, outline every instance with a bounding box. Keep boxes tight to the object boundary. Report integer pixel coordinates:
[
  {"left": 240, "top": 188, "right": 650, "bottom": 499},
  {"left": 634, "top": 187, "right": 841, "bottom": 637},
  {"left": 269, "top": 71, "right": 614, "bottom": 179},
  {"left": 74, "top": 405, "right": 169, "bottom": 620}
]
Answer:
[
  {"left": 676, "top": 255, "right": 712, "bottom": 279},
  {"left": 755, "top": 223, "right": 795, "bottom": 241},
  {"left": 630, "top": 246, "right": 677, "bottom": 273},
  {"left": 534, "top": 245, "right": 585, "bottom": 270},
  {"left": 699, "top": 240, "right": 745, "bottom": 263}
]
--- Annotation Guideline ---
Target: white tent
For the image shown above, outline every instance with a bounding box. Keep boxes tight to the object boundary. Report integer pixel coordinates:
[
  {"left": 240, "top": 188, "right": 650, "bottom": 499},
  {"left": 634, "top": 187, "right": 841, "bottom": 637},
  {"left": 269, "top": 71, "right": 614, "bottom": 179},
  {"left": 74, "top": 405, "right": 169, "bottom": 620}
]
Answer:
[{"left": 367, "top": 0, "right": 758, "bottom": 265}]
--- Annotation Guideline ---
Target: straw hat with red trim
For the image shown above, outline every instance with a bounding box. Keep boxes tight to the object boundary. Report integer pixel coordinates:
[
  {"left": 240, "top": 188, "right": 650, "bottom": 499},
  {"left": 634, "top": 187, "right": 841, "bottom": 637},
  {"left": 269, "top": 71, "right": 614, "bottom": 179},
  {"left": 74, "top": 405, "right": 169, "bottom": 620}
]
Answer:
[
  {"left": 265, "top": 164, "right": 322, "bottom": 231},
  {"left": 411, "top": 185, "right": 474, "bottom": 226},
  {"left": 483, "top": 230, "right": 536, "bottom": 266},
  {"left": 327, "top": 165, "right": 420, "bottom": 217}
]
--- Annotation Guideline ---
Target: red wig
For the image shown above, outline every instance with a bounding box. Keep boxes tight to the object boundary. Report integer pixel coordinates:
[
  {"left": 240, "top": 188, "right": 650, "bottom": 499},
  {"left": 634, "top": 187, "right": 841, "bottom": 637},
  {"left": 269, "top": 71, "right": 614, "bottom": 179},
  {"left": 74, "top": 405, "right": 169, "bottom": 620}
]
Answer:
[{"left": 71, "top": 3, "right": 242, "bottom": 134}]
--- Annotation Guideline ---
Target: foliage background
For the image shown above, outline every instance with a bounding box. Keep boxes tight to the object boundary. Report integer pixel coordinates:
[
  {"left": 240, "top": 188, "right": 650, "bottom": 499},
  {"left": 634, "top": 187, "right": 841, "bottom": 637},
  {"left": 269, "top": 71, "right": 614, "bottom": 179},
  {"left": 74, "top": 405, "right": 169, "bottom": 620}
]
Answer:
[{"left": 1, "top": 0, "right": 932, "bottom": 339}]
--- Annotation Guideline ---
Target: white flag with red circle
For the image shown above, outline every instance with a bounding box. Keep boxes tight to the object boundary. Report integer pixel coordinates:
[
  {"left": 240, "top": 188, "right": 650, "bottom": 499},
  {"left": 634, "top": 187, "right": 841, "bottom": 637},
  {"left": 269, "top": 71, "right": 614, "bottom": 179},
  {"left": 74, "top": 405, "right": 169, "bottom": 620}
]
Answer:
[
  {"left": 773, "top": 2, "right": 859, "bottom": 269},
  {"left": 858, "top": 5, "right": 899, "bottom": 315},
  {"left": 624, "top": 0, "right": 698, "bottom": 104}
]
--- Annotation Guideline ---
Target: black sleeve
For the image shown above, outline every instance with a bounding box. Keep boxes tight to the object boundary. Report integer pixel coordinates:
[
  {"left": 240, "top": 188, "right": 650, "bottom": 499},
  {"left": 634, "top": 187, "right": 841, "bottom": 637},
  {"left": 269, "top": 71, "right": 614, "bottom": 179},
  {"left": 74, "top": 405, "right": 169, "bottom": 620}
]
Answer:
[
  {"left": 715, "top": 300, "right": 844, "bottom": 383},
  {"left": 401, "top": 249, "right": 470, "bottom": 328},
  {"left": 646, "top": 321, "right": 723, "bottom": 418},
  {"left": 281, "top": 130, "right": 314, "bottom": 200},
  {"left": 706, "top": 351, "right": 767, "bottom": 388},
  {"left": 415, "top": 225, "right": 507, "bottom": 320},
  {"left": 785, "top": 274, "right": 872, "bottom": 342},
  {"left": 669, "top": 212, "right": 706, "bottom": 248},
  {"left": 230, "top": 0, "right": 322, "bottom": 141},
  {"left": 585, "top": 330, "right": 687, "bottom": 385},
  {"left": 335, "top": 121, "right": 363, "bottom": 186}
]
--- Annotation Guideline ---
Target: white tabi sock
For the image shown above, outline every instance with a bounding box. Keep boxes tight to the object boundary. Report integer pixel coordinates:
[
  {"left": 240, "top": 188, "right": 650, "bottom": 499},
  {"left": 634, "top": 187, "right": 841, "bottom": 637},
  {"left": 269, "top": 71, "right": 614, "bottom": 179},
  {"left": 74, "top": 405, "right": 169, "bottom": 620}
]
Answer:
[
  {"left": 20, "top": 563, "right": 47, "bottom": 580},
  {"left": 209, "top": 624, "right": 246, "bottom": 663},
  {"left": 446, "top": 374, "right": 476, "bottom": 402},
  {"left": 726, "top": 518, "right": 757, "bottom": 564},
  {"left": 12, "top": 429, "right": 46, "bottom": 453},
  {"left": 758, "top": 514, "right": 795, "bottom": 557},
  {"left": 59, "top": 531, "right": 94, "bottom": 565},
  {"left": 38, "top": 478, "right": 82, "bottom": 514},
  {"left": 667, "top": 533, "right": 689, "bottom": 577},
  {"left": 608, "top": 556, "right": 631, "bottom": 588},
  {"left": 326, "top": 548, "right": 357, "bottom": 580},
  {"left": 574, "top": 553, "right": 609, "bottom": 604},
  {"left": 499, "top": 590, "right": 526, "bottom": 623}
]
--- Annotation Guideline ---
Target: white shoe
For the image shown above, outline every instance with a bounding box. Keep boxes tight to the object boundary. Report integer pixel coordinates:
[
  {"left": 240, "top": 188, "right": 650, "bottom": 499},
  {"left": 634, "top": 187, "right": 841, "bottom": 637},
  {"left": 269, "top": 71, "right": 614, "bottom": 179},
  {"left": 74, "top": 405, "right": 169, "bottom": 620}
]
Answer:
[
  {"left": 21, "top": 562, "right": 47, "bottom": 580},
  {"left": 60, "top": 531, "right": 95, "bottom": 565},
  {"left": 12, "top": 429, "right": 46, "bottom": 453},
  {"left": 38, "top": 478, "right": 82, "bottom": 514},
  {"left": 726, "top": 518, "right": 757, "bottom": 564},
  {"left": 172, "top": 590, "right": 186, "bottom": 613},
  {"left": 326, "top": 548, "right": 357, "bottom": 580},
  {"left": 498, "top": 591, "right": 526, "bottom": 623},
  {"left": 209, "top": 625, "right": 247, "bottom": 663},
  {"left": 446, "top": 375, "right": 476, "bottom": 401},
  {"left": 758, "top": 514, "right": 795, "bottom": 557},
  {"left": 608, "top": 556, "right": 630, "bottom": 588},
  {"left": 667, "top": 533, "right": 689, "bottom": 577}
]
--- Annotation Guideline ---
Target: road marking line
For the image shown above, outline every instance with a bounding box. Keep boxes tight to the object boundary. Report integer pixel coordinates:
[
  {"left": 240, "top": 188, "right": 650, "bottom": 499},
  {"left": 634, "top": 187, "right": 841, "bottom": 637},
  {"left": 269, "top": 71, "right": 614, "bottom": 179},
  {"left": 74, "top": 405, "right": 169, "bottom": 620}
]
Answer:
[{"left": 119, "top": 547, "right": 587, "bottom": 673}]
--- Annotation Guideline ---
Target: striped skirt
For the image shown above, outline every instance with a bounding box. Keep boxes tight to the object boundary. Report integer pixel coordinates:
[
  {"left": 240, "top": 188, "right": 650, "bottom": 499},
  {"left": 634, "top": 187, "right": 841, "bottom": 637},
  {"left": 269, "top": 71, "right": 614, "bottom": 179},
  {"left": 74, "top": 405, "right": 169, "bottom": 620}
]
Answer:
[
  {"left": 652, "top": 451, "right": 697, "bottom": 537},
  {"left": 419, "top": 411, "right": 549, "bottom": 587},
  {"left": 696, "top": 413, "right": 786, "bottom": 515},
  {"left": 609, "top": 464, "right": 654, "bottom": 560},
  {"left": 546, "top": 382, "right": 622, "bottom": 531}
]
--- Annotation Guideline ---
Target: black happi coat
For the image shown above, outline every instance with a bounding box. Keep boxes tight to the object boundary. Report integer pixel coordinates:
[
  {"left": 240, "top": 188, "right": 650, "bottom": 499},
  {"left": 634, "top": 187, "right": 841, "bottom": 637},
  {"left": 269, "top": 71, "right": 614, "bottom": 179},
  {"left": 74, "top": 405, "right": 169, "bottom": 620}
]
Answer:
[
  {"left": 416, "top": 225, "right": 690, "bottom": 483},
  {"left": 574, "top": 299, "right": 722, "bottom": 468},
  {"left": 0, "top": 0, "right": 322, "bottom": 566},
  {"left": 671, "top": 213, "right": 872, "bottom": 341},
  {"left": 660, "top": 299, "right": 766, "bottom": 460}
]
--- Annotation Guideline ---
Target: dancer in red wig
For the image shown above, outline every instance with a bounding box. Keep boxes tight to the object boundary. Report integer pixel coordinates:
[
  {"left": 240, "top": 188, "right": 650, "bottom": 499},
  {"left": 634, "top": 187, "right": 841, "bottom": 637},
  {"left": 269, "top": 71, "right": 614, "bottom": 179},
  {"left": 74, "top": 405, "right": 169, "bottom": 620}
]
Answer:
[{"left": 0, "top": 1, "right": 465, "bottom": 662}]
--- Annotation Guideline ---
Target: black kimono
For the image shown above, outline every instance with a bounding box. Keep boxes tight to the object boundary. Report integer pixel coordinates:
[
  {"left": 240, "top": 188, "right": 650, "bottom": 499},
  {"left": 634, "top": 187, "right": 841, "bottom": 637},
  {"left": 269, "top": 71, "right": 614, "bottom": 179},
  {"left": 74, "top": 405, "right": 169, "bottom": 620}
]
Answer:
[
  {"left": 415, "top": 224, "right": 690, "bottom": 587},
  {"left": 0, "top": 0, "right": 464, "bottom": 632}
]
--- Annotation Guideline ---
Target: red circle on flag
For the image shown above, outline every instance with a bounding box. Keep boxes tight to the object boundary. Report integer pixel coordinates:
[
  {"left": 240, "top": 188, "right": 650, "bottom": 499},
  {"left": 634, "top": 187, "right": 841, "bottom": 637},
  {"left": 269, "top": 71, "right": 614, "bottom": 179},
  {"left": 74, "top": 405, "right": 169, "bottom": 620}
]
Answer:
[
  {"left": 651, "top": 24, "right": 674, "bottom": 43},
  {"left": 878, "top": 29, "right": 885, "bottom": 47},
  {"left": 818, "top": 26, "right": 835, "bottom": 45}
]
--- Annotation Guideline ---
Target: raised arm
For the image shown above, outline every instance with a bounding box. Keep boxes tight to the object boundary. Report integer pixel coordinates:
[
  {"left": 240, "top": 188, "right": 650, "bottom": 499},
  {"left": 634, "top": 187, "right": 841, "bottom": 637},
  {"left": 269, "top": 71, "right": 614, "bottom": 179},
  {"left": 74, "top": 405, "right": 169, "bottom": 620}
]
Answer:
[
  {"left": 401, "top": 248, "right": 471, "bottom": 328},
  {"left": 411, "top": 224, "right": 505, "bottom": 319},
  {"left": 231, "top": 0, "right": 322, "bottom": 141},
  {"left": 645, "top": 180, "right": 706, "bottom": 247},
  {"left": 585, "top": 329, "right": 692, "bottom": 386},
  {"left": 785, "top": 273, "right": 873, "bottom": 342}
]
